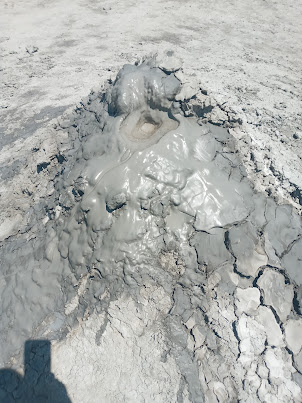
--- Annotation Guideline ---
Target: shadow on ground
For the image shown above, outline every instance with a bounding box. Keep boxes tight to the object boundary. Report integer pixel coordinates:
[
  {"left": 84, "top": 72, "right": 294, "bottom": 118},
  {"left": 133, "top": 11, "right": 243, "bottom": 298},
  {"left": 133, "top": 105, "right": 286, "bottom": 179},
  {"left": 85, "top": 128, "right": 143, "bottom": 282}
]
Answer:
[{"left": 0, "top": 340, "right": 71, "bottom": 403}]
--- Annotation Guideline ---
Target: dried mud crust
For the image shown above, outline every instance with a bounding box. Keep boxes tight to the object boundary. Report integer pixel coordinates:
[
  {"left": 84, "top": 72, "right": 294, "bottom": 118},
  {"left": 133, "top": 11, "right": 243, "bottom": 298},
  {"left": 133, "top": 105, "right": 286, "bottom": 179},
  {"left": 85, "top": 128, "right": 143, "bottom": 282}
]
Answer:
[
  {"left": 181, "top": 89, "right": 302, "bottom": 214},
  {"left": 1, "top": 1, "right": 302, "bottom": 401},
  {"left": 1, "top": 59, "right": 302, "bottom": 403},
  {"left": 39, "top": 60, "right": 301, "bottom": 402},
  {"left": 1, "top": 0, "right": 301, "bottom": 219}
]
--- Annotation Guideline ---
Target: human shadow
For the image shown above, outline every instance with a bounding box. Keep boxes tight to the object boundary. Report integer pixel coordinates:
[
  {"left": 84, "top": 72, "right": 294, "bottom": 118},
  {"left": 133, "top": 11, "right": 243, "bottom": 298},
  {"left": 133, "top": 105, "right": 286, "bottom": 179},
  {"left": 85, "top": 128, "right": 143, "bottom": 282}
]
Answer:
[{"left": 0, "top": 340, "right": 71, "bottom": 403}]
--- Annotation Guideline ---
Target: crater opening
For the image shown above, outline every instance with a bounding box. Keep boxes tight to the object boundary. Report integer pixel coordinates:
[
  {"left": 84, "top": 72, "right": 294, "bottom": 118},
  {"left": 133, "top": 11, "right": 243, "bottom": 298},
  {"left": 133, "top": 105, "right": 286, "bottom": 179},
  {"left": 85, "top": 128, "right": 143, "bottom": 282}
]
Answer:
[{"left": 120, "top": 108, "right": 179, "bottom": 149}]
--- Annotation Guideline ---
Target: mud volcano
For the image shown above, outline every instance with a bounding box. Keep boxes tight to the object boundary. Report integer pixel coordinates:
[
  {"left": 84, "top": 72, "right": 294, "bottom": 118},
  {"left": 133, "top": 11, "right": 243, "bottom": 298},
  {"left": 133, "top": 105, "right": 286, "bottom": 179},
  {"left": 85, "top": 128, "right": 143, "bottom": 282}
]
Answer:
[{"left": 1, "top": 57, "right": 302, "bottom": 402}]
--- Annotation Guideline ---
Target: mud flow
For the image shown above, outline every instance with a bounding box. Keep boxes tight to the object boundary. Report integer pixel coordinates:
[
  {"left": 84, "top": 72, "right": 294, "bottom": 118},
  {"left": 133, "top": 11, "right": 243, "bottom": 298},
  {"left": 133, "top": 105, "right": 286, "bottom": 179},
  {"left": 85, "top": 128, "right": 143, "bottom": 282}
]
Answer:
[{"left": 1, "top": 58, "right": 302, "bottom": 402}]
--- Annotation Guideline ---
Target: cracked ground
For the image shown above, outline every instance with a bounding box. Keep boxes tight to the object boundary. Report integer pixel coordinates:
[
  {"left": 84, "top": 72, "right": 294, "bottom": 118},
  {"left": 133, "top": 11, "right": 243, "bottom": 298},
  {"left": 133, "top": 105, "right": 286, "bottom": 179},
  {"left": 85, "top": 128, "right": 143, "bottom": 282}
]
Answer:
[{"left": 1, "top": 1, "right": 302, "bottom": 402}]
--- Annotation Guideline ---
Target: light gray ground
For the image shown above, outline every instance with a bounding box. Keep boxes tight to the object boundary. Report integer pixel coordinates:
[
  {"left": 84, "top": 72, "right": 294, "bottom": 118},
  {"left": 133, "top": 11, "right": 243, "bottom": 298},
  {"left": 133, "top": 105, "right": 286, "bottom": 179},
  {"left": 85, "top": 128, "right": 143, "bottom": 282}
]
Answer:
[
  {"left": 1, "top": 1, "right": 302, "bottom": 403},
  {"left": 1, "top": 0, "right": 302, "bottom": 214}
]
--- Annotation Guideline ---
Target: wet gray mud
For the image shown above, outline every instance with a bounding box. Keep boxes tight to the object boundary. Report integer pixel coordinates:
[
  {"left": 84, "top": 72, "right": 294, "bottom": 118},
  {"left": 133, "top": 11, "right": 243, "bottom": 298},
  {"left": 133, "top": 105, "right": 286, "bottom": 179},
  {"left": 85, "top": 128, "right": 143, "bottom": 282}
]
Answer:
[{"left": 1, "top": 57, "right": 302, "bottom": 402}]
